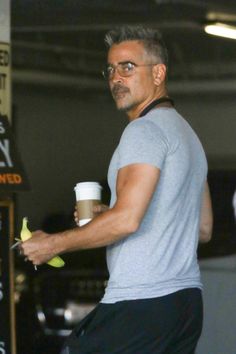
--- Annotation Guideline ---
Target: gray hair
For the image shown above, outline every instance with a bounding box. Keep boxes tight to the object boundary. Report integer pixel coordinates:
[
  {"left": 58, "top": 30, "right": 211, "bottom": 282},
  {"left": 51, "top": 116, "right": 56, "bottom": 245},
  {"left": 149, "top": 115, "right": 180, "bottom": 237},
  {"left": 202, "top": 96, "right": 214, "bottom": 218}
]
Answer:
[{"left": 104, "top": 25, "right": 168, "bottom": 68}]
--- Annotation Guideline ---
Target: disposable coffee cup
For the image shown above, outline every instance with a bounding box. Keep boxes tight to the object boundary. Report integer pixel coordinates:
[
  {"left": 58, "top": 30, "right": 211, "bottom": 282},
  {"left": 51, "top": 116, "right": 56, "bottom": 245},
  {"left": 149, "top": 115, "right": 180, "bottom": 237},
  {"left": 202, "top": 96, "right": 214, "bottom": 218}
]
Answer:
[{"left": 74, "top": 182, "right": 102, "bottom": 226}]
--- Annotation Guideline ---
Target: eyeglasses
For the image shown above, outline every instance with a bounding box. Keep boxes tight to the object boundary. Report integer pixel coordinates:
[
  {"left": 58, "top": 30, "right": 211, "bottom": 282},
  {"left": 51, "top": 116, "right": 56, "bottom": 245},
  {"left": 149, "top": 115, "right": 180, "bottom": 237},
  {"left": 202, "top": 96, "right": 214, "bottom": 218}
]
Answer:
[{"left": 102, "top": 61, "right": 157, "bottom": 80}]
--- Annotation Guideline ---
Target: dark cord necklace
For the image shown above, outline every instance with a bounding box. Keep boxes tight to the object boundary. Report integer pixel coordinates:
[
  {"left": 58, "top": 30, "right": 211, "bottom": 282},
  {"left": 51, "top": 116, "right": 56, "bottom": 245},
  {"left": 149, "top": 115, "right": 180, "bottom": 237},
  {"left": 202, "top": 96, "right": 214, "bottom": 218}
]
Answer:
[{"left": 139, "top": 97, "right": 174, "bottom": 117}]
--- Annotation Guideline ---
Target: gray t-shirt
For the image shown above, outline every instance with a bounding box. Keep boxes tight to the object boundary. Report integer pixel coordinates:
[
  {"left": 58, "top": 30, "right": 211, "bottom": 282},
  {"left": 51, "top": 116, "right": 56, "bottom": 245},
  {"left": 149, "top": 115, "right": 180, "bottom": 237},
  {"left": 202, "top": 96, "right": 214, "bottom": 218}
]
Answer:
[{"left": 101, "top": 107, "right": 207, "bottom": 304}]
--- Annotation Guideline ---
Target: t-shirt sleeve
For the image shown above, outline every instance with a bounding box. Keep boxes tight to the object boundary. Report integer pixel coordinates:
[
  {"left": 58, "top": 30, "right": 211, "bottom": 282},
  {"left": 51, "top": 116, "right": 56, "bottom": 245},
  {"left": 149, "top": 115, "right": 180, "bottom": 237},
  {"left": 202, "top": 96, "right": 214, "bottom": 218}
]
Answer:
[{"left": 117, "top": 119, "right": 169, "bottom": 170}]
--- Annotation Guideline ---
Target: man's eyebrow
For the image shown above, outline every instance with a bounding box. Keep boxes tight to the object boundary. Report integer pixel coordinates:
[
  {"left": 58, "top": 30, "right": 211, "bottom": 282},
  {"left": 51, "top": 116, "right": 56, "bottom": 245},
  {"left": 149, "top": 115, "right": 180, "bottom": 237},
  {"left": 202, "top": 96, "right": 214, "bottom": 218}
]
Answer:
[
  {"left": 119, "top": 61, "right": 135, "bottom": 65},
  {"left": 107, "top": 60, "right": 135, "bottom": 66}
]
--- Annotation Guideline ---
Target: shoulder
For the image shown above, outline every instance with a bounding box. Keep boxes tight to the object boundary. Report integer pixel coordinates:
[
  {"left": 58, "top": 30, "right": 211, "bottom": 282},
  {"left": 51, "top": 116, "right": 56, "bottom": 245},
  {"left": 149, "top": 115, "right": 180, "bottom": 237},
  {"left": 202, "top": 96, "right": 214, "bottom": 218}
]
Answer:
[
  {"left": 121, "top": 117, "right": 162, "bottom": 142},
  {"left": 118, "top": 117, "right": 169, "bottom": 159}
]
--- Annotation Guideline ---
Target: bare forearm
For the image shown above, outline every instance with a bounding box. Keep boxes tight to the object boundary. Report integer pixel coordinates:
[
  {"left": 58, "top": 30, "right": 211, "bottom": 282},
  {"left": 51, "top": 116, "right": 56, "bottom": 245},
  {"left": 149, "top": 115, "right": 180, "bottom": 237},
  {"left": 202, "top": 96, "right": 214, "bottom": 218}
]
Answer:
[
  {"left": 22, "top": 164, "right": 159, "bottom": 266},
  {"left": 55, "top": 207, "right": 138, "bottom": 254},
  {"left": 199, "top": 182, "right": 213, "bottom": 244}
]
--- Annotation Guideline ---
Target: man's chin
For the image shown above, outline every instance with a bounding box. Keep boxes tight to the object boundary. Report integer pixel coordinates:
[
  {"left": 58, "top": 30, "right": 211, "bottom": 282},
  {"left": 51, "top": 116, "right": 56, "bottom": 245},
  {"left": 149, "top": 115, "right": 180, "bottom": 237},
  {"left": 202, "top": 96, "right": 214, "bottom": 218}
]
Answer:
[
  {"left": 117, "top": 105, "right": 129, "bottom": 112},
  {"left": 115, "top": 100, "right": 134, "bottom": 112}
]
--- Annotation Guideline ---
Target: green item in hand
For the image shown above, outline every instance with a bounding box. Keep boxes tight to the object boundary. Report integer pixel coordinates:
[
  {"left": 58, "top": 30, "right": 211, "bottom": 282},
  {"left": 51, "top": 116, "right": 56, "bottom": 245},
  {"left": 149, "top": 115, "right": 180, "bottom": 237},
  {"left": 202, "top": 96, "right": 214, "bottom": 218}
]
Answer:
[{"left": 20, "top": 217, "right": 65, "bottom": 268}]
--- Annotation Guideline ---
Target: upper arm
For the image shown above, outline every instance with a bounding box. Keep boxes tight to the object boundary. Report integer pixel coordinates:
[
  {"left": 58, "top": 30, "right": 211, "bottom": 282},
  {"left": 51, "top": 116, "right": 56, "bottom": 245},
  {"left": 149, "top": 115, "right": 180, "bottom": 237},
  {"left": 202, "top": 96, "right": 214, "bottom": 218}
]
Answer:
[
  {"left": 113, "top": 163, "right": 161, "bottom": 230},
  {"left": 112, "top": 121, "right": 166, "bottom": 231},
  {"left": 199, "top": 181, "right": 213, "bottom": 243}
]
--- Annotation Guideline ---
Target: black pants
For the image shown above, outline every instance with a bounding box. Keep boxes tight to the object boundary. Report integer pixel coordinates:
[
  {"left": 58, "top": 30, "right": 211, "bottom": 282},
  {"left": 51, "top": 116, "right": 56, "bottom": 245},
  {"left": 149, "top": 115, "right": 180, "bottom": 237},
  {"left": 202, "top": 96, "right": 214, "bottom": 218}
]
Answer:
[{"left": 61, "top": 288, "right": 203, "bottom": 354}]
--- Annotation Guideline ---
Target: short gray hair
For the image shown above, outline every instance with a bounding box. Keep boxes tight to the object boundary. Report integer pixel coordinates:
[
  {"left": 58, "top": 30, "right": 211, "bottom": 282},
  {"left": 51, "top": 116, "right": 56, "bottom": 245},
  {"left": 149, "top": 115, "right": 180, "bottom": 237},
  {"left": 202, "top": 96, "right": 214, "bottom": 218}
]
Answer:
[{"left": 104, "top": 25, "right": 168, "bottom": 68}]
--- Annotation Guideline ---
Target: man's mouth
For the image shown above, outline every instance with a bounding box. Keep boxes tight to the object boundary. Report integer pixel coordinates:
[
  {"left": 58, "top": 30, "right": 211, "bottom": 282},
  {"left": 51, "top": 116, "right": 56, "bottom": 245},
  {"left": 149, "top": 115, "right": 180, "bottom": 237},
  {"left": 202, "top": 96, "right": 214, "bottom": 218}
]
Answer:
[{"left": 112, "top": 85, "right": 130, "bottom": 99}]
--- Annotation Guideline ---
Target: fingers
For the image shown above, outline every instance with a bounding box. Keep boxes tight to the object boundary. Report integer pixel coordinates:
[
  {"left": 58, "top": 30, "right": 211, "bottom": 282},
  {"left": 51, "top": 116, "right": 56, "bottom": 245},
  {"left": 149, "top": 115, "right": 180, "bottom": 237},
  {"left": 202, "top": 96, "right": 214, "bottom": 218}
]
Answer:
[
  {"left": 21, "top": 246, "right": 43, "bottom": 266},
  {"left": 93, "top": 204, "right": 109, "bottom": 213},
  {"left": 19, "top": 231, "right": 43, "bottom": 261},
  {"left": 73, "top": 203, "right": 109, "bottom": 225},
  {"left": 24, "top": 255, "right": 39, "bottom": 269},
  {"left": 74, "top": 209, "right": 79, "bottom": 226},
  {"left": 19, "top": 243, "right": 29, "bottom": 260},
  {"left": 14, "top": 230, "right": 53, "bottom": 268},
  {"left": 20, "top": 245, "right": 38, "bottom": 267}
]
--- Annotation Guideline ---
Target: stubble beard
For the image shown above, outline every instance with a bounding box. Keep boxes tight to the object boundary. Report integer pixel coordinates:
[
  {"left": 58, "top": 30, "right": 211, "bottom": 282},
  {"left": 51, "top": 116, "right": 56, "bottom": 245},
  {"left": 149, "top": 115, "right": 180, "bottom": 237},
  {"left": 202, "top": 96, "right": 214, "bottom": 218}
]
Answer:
[
  {"left": 111, "top": 85, "right": 139, "bottom": 113},
  {"left": 116, "top": 99, "right": 138, "bottom": 112}
]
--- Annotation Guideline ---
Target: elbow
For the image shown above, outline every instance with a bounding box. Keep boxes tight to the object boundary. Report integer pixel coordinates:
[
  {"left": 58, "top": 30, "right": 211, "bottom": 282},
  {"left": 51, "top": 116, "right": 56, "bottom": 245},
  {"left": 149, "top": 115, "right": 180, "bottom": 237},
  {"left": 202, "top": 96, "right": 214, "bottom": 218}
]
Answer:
[
  {"left": 114, "top": 210, "right": 140, "bottom": 236},
  {"left": 121, "top": 217, "right": 140, "bottom": 235},
  {"left": 199, "top": 231, "right": 212, "bottom": 243},
  {"left": 199, "top": 225, "right": 213, "bottom": 243},
  {"left": 126, "top": 219, "right": 140, "bottom": 234},
  {"left": 110, "top": 204, "right": 142, "bottom": 237}
]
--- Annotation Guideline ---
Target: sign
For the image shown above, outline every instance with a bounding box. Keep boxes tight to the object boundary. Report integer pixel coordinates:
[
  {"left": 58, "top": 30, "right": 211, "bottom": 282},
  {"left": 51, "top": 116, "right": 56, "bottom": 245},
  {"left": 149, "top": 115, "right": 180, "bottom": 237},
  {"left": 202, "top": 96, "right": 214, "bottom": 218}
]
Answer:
[
  {"left": 0, "top": 200, "right": 16, "bottom": 354},
  {"left": 0, "top": 115, "right": 30, "bottom": 191},
  {"left": 0, "top": 43, "right": 11, "bottom": 120},
  {"left": 0, "top": 1, "right": 10, "bottom": 43}
]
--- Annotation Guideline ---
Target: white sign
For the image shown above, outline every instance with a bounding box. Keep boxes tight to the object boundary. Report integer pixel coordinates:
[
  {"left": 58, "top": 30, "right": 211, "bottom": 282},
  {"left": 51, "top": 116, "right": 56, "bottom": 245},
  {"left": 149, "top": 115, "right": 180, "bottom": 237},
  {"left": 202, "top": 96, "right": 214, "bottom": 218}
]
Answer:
[
  {"left": 0, "top": 0, "right": 10, "bottom": 44},
  {"left": 0, "top": 44, "right": 11, "bottom": 119}
]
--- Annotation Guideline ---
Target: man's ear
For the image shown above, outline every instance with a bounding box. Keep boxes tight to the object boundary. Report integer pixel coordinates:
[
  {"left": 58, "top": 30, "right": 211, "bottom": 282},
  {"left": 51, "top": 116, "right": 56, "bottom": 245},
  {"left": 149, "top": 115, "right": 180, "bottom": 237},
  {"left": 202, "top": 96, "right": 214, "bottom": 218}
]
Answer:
[{"left": 152, "top": 64, "right": 167, "bottom": 86}]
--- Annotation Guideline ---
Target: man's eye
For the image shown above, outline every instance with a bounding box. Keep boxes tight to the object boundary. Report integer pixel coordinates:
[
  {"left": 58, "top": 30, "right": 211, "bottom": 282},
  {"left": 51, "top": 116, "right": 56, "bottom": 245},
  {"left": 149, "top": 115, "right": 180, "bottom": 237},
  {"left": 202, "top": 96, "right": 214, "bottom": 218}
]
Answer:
[
  {"left": 107, "top": 66, "right": 114, "bottom": 74},
  {"left": 122, "top": 63, "right": 135, "bottom": 71}
]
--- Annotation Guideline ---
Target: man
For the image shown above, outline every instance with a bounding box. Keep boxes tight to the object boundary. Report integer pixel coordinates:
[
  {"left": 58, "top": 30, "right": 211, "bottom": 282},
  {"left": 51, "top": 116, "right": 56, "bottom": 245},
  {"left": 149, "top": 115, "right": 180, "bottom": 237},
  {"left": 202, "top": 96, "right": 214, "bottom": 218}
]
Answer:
[{"left": 21, "top": 26, "right": 213, "bottom": 354}]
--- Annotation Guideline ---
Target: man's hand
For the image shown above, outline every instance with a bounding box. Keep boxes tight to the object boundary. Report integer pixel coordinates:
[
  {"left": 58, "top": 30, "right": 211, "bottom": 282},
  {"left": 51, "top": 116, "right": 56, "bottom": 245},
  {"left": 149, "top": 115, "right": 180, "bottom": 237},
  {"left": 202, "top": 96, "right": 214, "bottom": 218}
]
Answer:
[
  {"left": 20, "top": 230, "right": 59, "bottom": 266},
  {"left": 74, "top": 204, "right": 109, "bottom": 226}
]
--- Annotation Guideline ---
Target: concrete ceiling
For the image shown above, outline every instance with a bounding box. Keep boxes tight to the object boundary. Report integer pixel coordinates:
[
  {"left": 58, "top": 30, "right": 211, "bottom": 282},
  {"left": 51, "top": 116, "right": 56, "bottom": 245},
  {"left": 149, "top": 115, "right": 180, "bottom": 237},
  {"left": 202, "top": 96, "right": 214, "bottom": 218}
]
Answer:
[{"left": 11, "top": 0, "right": 236, "bottom": 91}]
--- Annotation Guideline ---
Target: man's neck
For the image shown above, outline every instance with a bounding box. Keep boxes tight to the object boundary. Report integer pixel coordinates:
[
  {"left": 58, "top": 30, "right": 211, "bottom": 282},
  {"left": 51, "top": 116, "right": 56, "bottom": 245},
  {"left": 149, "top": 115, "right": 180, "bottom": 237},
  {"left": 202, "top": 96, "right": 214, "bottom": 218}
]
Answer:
[{"left": 127, "top": 93, "right": 171, "bottom": 121}]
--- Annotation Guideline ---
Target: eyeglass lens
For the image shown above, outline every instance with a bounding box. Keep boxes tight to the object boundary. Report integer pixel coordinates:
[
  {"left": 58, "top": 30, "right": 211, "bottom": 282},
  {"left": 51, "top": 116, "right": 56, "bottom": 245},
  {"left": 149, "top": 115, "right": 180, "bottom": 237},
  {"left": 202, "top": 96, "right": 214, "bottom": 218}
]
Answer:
[{"left": 103, "top": 62, "right": 136, "bottom": 79}]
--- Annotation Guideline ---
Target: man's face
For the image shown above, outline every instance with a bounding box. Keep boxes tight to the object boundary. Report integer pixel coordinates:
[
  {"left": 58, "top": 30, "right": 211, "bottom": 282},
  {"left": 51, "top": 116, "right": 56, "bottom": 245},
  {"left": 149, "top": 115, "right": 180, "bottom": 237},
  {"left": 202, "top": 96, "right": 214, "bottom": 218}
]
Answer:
[{"left": 107, "top": 40, "right": 157, "bottom": 117}]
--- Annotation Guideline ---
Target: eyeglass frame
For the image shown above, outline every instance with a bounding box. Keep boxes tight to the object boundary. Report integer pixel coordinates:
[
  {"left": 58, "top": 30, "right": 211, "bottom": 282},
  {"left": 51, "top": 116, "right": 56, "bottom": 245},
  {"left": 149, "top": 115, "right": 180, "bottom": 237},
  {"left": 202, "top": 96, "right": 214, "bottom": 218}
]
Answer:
[{"left": 102, "top": 61, "right": 159, "bottom": 80}]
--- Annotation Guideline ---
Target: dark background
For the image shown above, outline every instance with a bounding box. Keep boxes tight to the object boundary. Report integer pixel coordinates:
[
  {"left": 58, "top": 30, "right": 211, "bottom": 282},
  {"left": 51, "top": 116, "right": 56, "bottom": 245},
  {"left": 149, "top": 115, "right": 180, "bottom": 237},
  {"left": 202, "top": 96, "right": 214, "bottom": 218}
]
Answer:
[{"left": 8, "top": 1, "right": 236, "bottom": 353}]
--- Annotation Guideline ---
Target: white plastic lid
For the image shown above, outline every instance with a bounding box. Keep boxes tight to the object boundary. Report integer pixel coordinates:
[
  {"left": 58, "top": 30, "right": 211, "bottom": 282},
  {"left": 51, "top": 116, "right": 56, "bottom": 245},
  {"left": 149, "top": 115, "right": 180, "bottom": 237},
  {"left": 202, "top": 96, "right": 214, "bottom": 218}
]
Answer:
[{"left": 74, "top": 182, "right": 102, "bottom": 200}]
